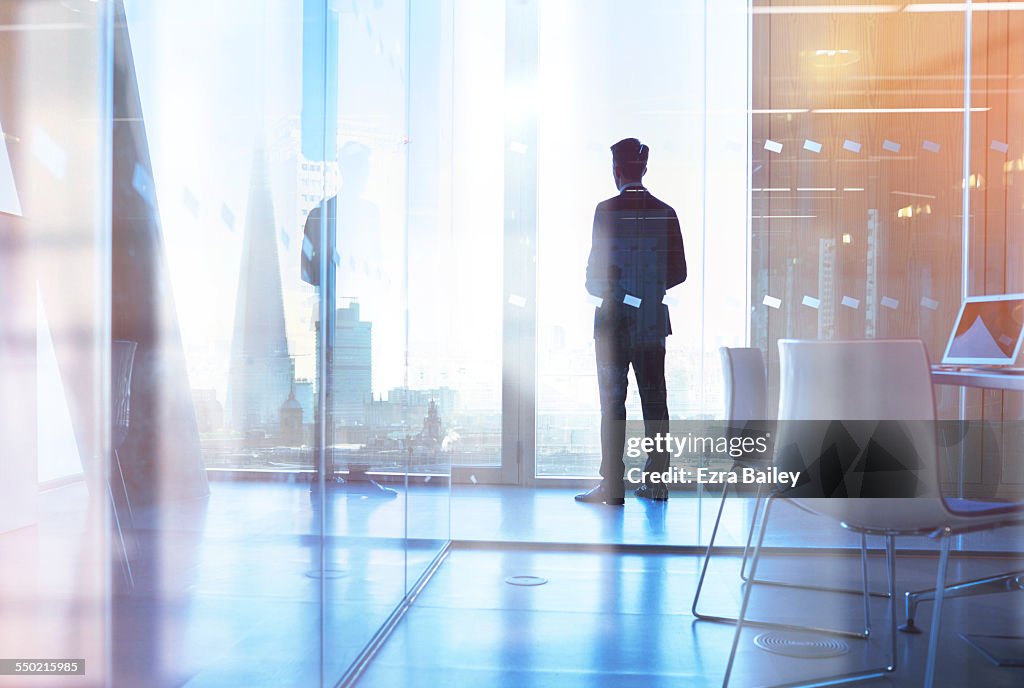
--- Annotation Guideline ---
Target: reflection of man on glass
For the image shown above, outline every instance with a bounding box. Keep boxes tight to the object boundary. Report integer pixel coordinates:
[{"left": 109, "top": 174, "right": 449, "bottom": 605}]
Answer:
[
  {"left": 301, "top": 142, "right": 383, "bottom": 296},
  {"left": 576, "top": 138, "right": 687, "bottom": 505},
  {"left": 301, "top": 142, "right": 388, "bottom": 491}
]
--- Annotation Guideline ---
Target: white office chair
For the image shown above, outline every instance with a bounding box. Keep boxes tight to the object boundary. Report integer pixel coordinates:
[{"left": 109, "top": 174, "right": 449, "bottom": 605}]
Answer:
[
  {"left": 721, "top": 339, "right": 1024, "bottom": 688},
  {"left": 693, "top": 347, "right": 878, "bottom": 640}
]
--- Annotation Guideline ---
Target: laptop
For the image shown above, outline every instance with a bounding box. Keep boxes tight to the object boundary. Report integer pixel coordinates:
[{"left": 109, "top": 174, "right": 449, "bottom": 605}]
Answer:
[{"left": 940, "top": 294, "right": 1024, "bottom": 368}]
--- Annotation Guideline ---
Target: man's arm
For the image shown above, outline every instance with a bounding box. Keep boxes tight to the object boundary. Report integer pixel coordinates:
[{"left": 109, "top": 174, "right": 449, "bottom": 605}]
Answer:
[
  {"left": 300, "top": 206, "right": 321, "bottom": 286},
  {"left": 666, "top": 209, "right": 687, "bottom": 289},
  {"left": 585, "top": 207, "right": 612, "bottom": 299}
]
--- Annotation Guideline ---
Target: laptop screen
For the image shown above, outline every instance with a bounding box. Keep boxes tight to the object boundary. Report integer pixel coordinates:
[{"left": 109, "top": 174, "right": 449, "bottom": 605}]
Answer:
[{"left": 942, "top": 295, "right": 1024, "bottom": 365}]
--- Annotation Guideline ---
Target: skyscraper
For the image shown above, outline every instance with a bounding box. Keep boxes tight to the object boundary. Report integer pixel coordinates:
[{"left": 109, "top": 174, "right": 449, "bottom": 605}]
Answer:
[
  {"left": 316, "top": 302, "right": 371, "bottom": 425},
  {"left": 225, "top": 148, "right": 294, "bottom": 432}
]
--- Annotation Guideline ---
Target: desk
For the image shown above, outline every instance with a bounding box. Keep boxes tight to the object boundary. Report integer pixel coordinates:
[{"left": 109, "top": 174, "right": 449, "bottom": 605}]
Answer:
[
  {"left": 931, "top": 367, "right": 1024, "bottom": 393},
  {"left": 906, "top": 366, "right": 1024, "bottom": 651},
  {"left": 930, "top": 367, "right": 1023, "bottom": 497}
]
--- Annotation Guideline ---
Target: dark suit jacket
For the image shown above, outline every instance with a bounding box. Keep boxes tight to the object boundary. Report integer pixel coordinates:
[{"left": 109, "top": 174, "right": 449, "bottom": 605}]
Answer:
[
  {"left": 300, "top": 196, "right": 336, "bottom": 286},
  {"left": 585, "top": 185, "right": 687, "bottom": 342}
]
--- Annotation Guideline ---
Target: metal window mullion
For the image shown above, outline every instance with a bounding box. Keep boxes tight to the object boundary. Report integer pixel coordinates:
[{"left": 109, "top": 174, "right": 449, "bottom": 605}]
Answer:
[{"left": 502, "top": 0, "right": 538, "bottom": 486}]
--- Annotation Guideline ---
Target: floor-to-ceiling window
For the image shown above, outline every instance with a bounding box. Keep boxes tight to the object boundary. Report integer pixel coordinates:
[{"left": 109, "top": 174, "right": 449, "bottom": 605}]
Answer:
[{"left": 525, "top": 0, "right": 750, "bottom": 481}]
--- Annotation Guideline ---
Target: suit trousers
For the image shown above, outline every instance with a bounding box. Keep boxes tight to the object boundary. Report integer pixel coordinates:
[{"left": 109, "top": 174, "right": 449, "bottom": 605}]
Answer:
[{"left": 595, "top": 334, "right": 670, "bottom": 496}]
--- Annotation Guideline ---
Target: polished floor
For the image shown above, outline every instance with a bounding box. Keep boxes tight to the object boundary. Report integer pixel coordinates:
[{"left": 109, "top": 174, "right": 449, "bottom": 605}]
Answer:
[
  {"left": 2, "top": 480, "right": 1022, "bottom": 687},
  {"left": 0, "top": 479, "right": 447, "bottom": 687},
  {"left": 452, "top": 484, "right": 1024, "bottom": 553},
  {"left": 359, "top": 546, "right": 1024, "bottom": 687}
]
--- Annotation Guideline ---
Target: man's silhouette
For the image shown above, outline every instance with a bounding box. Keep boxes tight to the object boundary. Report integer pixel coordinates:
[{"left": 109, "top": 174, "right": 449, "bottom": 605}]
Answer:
[
  {"left": 300, "top": 142, "right": 392, "bottom": 495},
  {"left": 576, "top": 138, "right": 686, "bottom": 506}
]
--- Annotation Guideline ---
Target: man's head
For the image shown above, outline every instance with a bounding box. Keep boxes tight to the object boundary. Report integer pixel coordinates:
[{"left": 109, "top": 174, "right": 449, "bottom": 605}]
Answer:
[{"left": 611, "top": 137, "right": 649, "bottom": 190}]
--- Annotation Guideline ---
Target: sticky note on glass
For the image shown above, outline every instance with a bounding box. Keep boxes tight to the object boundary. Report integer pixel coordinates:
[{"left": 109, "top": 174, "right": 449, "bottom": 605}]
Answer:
[
  {"left": 508, "top": 294, "right": 527, "bottom": 308},
  {"left": 991, "top": 140, "right": 1009, "bottom": 154},
  {"left": 221, "top": 203, "right": 235, "bottom": 229},
  {"left": 623, "top": 294, "right": 642, "bottom": 308},
  {"left": 764, "top": 139, "right": 783, "bottom": 154},
  {"left": 882, "top": 139, "right": 901, "bottom": 153},
  {"left": 0, "top": 119, "right": 22, "bottom": 216},
  {"left": 843, "top": 139, "right": 861, "bottom": 153},
  {"left": 802, "top": 295, "right": 821, "bottom": 309},
  {"left": 32, "top": 126, "right": 67, "bottom": 180},
  {"left": 880, "top": 296, "right": 900, "bottom": 310},
  {"left": 586, "top": 294, "right": 604, "bottom": 308},
  {"left": 921, "top": 296, "right": 939, "bottom": 310},
  {"left": 132, "top": 163, "right": 155, "bottom": 207},
  {"left": 803, "top": 139, "right": 822, "bottom": 154},
  {"left": 923, "top": 140, "right": 940, "bottom": 153},
  {"left": 762, "top": 295, "right": 782, "bottom": 309},
  {"left": 183, "top": 187, "right": 200, "bottom": 217},
  {"left": 841, "top": 296, "right": 860, "bottom": 309}
]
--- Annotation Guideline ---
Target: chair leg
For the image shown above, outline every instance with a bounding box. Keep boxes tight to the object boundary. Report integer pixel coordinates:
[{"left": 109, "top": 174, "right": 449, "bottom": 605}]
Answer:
[
  {"left": 901, "top": 570, "right": 1024, "bottom": 634},
  {"left": 695, "top": 489, "right": 875, "bottom": 640},
  {"left": 113, "top": 448, "right": 136, "bottom": 532},
  {"left": 108, "top": 481, "right": 134, "bottom": 590},
  {"left": 924, "top": 530, "right": 952, "bottom": 688},
  {"left": 722, "top": 494, "right": 774, "bottom": 687},
  {"left": 692, "top": 481, "right": 732, "bottom": 618},
  {"left": 860, "top": 532, "right": 871, "bottom": 638},
  {"left": 112, "top": 448, "right": 141, "bottom": 560},
  {"left": 721, "top": 500, "right": 896, "bottom": 688},
  {"left": 740, "top": 495, "right": 888, "bottom": 602},
  {"left": 885, "top": 534, "right": 897, "bottom": 672},
  {"left": 738, "top": 483, "right": 764, "bottom": 582}
]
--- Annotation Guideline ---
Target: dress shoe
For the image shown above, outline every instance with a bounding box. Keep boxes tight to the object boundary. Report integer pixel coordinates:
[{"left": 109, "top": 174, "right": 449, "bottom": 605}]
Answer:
[
  {"left": 634, "top": 483, "right": 668, "bottom": 501},
  {"left": 575, "top": 484, "right": 625, "bottom": 506}
]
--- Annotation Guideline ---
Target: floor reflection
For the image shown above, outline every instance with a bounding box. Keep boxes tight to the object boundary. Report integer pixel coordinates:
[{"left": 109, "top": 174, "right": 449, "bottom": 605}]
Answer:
[{"left": 1, "top": 479, "right": 449, "bottom": 687}]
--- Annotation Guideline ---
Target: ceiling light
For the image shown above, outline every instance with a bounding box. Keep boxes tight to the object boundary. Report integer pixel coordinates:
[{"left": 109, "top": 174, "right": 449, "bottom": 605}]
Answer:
[
  {"left": 752, "top": 5, "right": 900, "bottom": 14},
  {"left": 812, "top": 107, "right": 990, "bottom": 113},
  {"left": 891, "top": 190, "right": 937, "bottom": 199},
  {"left": 905, "top": 2, "right": 1024, "bottom": 12},
  {"left": 808, "top": 49, "right": 861, "bottom": 66},
  {"left": 752, "top": 215, "right": 817, "bottom": 219}
]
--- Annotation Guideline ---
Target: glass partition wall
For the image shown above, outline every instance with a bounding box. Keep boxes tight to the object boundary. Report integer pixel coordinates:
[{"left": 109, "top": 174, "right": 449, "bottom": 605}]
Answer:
[
  {"left": 0, "top": 0, "right": 113, "bottom": 684},
  {"left": 1, "top": 1, "right": 455, "bottom": 685},
  {"left": 120, "top": 0, "right": 454, "bottom": 683},
  {"left": 751, "top": 0, "right": 1024, "bottom": 503},
  {"left": 751, "top": 1, "right": 966, "bottom": 410}
]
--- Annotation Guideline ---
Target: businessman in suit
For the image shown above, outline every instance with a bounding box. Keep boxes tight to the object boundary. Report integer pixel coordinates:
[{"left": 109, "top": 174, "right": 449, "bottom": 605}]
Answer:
[{"left": 576, "top": 138, "right": 687, "bottom": 505}]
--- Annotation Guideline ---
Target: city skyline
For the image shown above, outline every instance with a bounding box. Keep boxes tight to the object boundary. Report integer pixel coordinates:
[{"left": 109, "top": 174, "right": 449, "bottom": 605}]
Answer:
[{"left": 224, "top": 149, "right": 295, "bottom": 432}]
